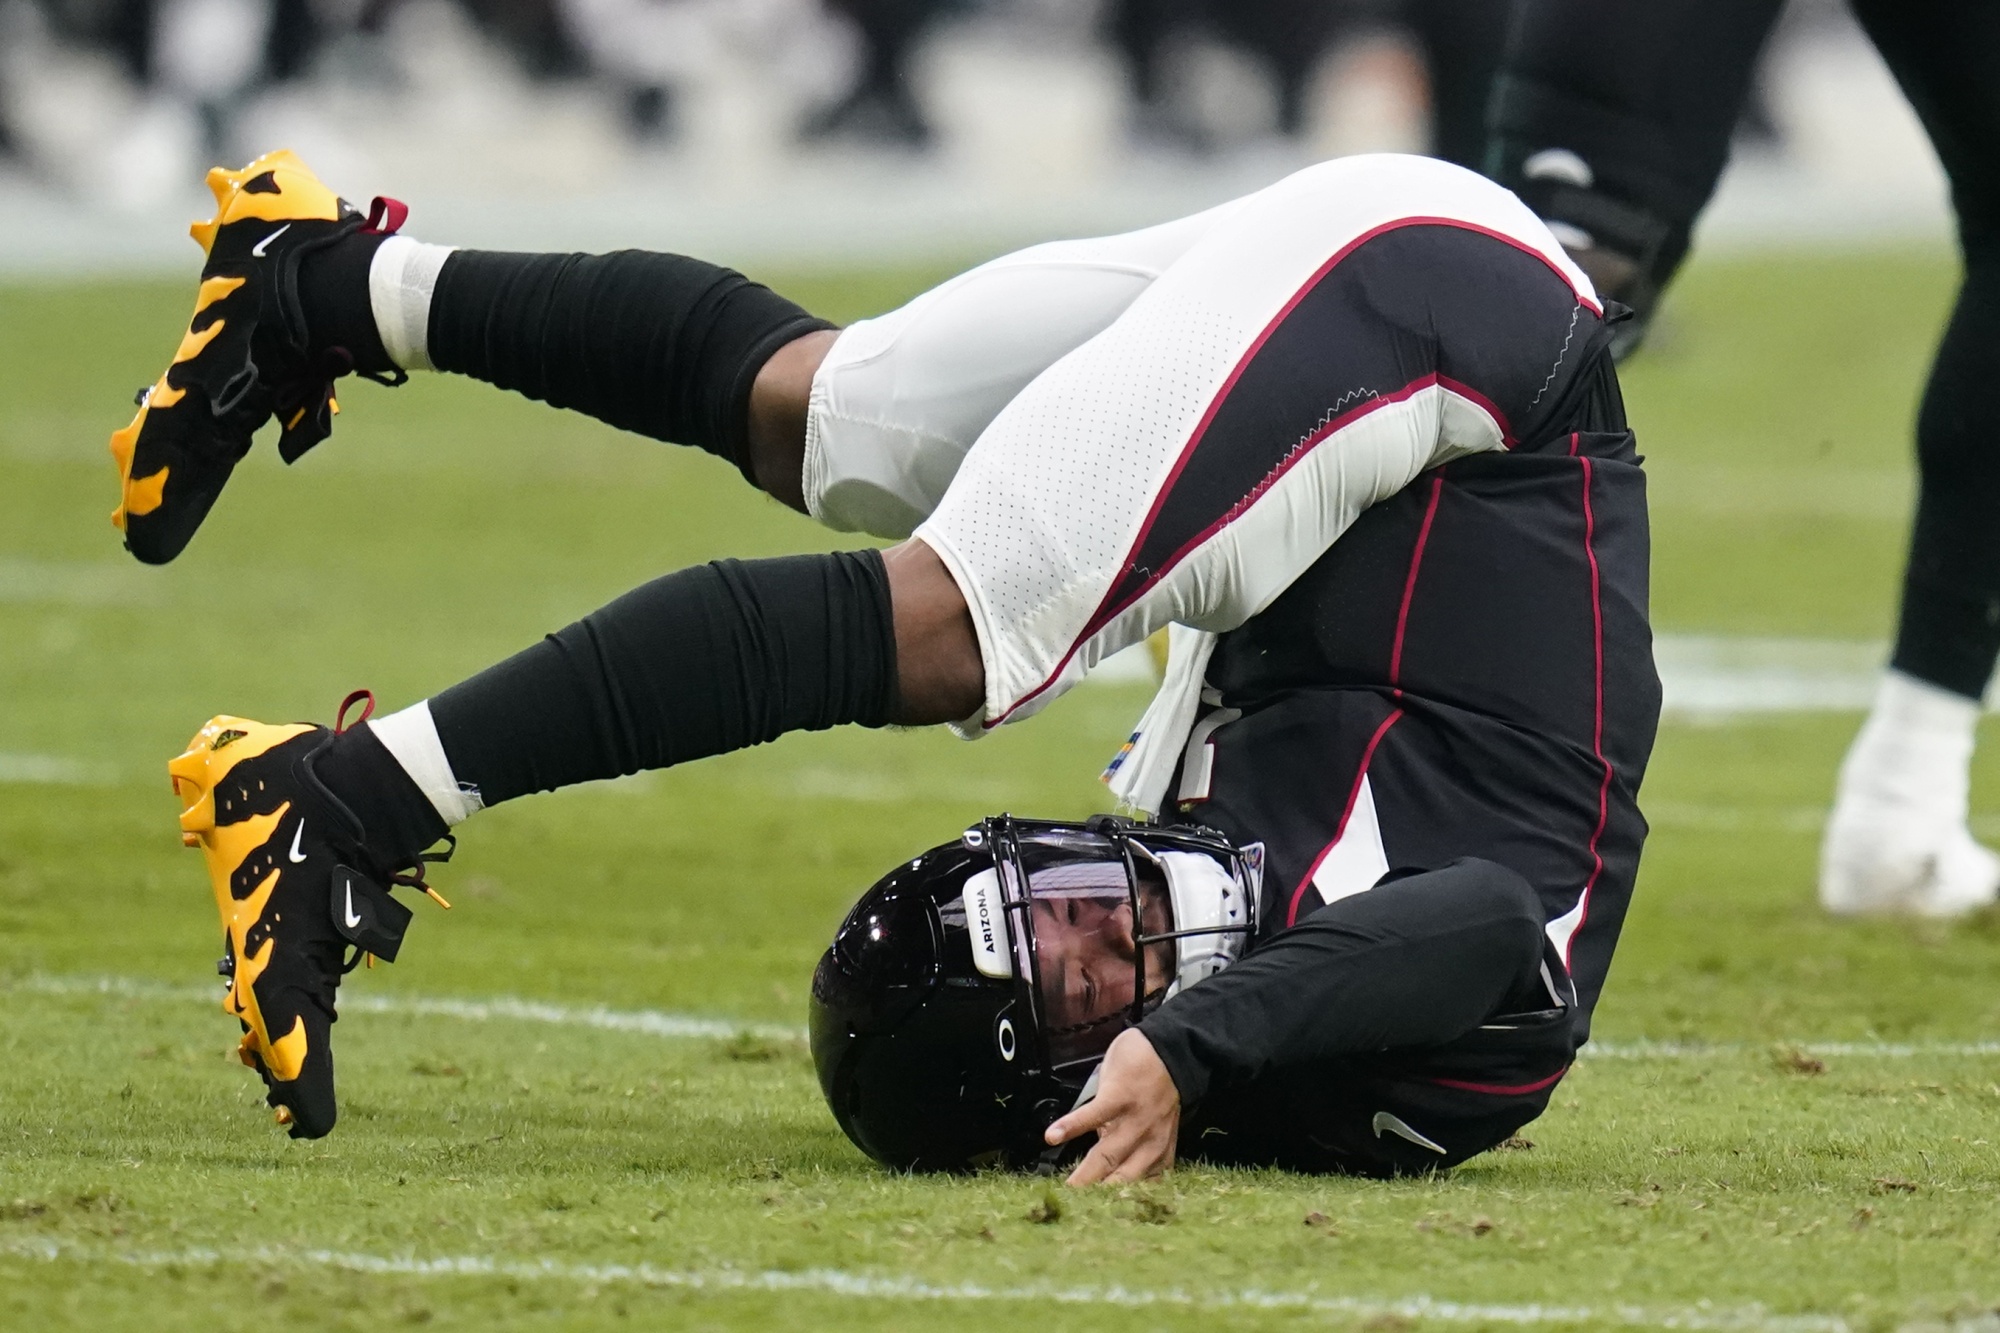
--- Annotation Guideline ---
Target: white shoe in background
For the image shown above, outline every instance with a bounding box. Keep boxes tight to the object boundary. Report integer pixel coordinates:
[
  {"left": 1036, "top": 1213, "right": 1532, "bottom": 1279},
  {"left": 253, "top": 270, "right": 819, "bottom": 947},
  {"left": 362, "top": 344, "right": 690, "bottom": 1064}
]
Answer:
[
  {"left": 1819, "top": 670, "right": 2000, "bottom": 918},
  {"left": 1821, "top": 795, "right": 2000, "bottom": 917}
]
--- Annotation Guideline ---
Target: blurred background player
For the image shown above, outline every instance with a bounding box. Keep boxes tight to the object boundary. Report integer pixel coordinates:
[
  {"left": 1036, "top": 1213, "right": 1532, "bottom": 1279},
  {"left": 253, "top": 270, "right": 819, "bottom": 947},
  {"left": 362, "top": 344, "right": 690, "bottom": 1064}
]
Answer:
[
  {"left": 1107, "top": 0, "right": 1506, "bottom": 167},
  {"left": 1486, "top": 0, "right": 2000, "bottom": 918},
  {"left": 0, "top": 0, "right": 1516, "bottom": 200}
]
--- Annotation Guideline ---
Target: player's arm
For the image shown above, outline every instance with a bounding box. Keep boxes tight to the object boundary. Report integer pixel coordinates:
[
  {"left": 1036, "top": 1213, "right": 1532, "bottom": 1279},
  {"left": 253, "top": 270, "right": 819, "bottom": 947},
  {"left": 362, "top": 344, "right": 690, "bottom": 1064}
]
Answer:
[{"left": 1047, "top": 859, "right": 1551, "bottom": 1183}]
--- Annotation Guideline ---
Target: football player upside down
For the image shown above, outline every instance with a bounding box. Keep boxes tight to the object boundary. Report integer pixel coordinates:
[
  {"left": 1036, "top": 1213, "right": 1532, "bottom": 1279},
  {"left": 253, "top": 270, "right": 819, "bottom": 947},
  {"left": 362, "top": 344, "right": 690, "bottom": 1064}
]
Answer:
[{"left": 124, "top": 149, "right": 1658, "bottom": 1183}]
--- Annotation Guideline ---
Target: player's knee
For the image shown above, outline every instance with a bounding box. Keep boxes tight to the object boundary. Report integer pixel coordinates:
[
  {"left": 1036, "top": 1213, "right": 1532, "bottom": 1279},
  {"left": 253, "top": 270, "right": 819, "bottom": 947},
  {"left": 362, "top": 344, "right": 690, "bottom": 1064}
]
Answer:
[{"left": 1432, "top": 856, "right": 1546, "bottom": 951}]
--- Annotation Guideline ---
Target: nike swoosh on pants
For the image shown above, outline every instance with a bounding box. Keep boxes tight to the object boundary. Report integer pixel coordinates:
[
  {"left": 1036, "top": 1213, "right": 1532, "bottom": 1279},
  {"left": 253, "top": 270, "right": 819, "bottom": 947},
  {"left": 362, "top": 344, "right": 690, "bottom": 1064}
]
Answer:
[{"left": 1371, "top": 1111, "right": 1446, "bottom": 1154}]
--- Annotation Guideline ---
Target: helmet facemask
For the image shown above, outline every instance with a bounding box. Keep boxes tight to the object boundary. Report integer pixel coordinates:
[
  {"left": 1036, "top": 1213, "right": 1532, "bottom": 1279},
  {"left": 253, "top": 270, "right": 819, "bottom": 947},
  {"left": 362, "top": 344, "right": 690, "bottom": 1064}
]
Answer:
[{"left": 960, "top": 816, "right": 1260, "bottom": 1097}]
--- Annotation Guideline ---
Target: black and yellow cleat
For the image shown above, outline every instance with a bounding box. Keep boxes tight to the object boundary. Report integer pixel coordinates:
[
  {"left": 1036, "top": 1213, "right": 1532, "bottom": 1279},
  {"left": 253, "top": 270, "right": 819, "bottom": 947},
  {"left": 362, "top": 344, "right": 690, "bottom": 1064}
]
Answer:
[
  {"left": 168, "top": 692, "right": 447, "bottom": 1138},
  {"left": 110, "top": 149, "right": 409, "bottom": 564}
]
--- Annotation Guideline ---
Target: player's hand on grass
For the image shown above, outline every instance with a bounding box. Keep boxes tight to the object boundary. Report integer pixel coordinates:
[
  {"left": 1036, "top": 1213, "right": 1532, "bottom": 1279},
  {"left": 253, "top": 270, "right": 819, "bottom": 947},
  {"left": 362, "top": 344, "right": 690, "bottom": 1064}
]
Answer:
[{"left": 1045, "top": 1028, "right": 1180, "bottom": 1186}]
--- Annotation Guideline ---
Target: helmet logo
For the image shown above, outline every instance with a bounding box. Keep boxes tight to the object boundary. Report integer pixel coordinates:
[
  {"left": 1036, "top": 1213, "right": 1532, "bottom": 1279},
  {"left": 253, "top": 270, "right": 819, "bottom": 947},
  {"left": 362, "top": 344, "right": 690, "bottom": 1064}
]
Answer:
[
  {"left": 963, "top": 869, "right": 1013, "bottom": 979},
  {"left": 996, "top": 1016, "right": 1017, "bottom": 1062}
]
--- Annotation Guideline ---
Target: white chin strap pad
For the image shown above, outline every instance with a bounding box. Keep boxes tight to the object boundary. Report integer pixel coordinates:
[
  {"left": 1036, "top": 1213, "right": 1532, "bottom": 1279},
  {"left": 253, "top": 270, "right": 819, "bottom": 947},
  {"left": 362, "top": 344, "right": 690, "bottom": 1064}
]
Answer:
[{"left": 1158, "top": 850, "right": 1250, "bottom": 996}]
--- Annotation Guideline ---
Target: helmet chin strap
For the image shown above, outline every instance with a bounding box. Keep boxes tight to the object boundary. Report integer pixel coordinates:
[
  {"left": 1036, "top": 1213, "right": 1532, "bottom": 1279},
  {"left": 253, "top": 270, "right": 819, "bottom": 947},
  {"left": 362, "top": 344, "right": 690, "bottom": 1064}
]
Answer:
[{"left": 1155, "top": 850, "right": 1255, "bottom": 998}]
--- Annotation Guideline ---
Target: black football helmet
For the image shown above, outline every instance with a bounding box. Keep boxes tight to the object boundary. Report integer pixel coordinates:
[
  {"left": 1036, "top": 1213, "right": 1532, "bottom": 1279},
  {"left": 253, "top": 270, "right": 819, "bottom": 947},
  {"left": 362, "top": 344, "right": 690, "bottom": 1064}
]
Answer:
[{"left": 809, "top": 814, "right": 1262, "bottom": 1173}]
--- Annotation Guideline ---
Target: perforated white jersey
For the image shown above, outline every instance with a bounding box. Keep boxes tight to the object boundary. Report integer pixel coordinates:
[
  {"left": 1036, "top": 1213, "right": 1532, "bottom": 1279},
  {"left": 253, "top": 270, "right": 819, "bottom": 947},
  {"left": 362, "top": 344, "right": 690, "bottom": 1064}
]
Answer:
[{"left": 804, "top": 153, "right": 1600, "bottom": 762}]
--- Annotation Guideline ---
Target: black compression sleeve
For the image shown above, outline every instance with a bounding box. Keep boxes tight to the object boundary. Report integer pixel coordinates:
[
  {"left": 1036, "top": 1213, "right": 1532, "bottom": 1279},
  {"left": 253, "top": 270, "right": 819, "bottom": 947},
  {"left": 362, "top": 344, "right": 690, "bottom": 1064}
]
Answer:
[
  {"left": 1138, "top": 859, "right": 1548, "bottom": 1107},
  {"left": 426, "top": 249, "right": 833, "bottom": 479},
  {"left": 423, "top": 549, "right": 897, "bottom": 806}
]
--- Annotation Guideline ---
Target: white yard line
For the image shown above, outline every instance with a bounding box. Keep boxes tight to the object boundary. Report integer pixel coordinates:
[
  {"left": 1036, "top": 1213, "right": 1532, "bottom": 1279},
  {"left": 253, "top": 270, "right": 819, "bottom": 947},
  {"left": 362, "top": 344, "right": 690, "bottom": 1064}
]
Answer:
[
  {"left": 1643, "top": 802, "right": 1832, "bottom": 835},
  {"left": 0, "top": 635, "right": 1990, "bottom": 792},
  {"left": 1091, "top": 635, "right": 1910, "bottom": 715},
  {"left": 0, "top": 558, "right": 155, "bottom": 608},
  {"left": 350, "top": 990, "right": 805, "bottom": 1042},
  {"left": 1651, "top": 635, "right": 1884, "bottom": 718},
  {"left": 0, "top": 634, "right": 1959, "bottom": 800},
  {"left": 14, "top": 975, "right": 1998, "bottom": 1060},
  {"left": 13, "top": 974, "right": 803, "bottom": 1042},
  {"left": 0, "top": 1236, "right": 1852, "bottom": 1329},
  {"left": 1583, "top": 1039, "right": 2000, "bottom": 1060},
  {"left": 0, "top": 753, "right": 120, "bottom": 786}
]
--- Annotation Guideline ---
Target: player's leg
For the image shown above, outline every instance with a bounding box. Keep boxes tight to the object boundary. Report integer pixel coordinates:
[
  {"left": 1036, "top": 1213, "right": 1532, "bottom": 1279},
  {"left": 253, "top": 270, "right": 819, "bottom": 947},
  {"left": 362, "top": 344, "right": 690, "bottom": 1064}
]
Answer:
[
  {"left": 104, "top": 150, "right": 834, "bottom": 563},
  {"left": 1483, "top": 0, "right": 1785, "bottom": 352},
  {"left": 386, "top": 204, "right": 1231, "bottom": 528},
  {"left": 376, "top": 204, "right": 1226, "bottom": 525},
  {"left": 1821, "top": 0, "right": 2000, "bottom": 917},
  {"left": 112, "top": 148, "right": 1229, "bottom": 560},
  {"left": 176, "top": 530, "right": 983, "bottom": 1138},
  {"left": 915, "top": 155, "right": 1603, "bottom": 742},
  {"left": 795, "top": 200, "right": 1235, "bottom": 534},
  {"left": 312, "top": 159, "right": 1568, "bottom": 839}
]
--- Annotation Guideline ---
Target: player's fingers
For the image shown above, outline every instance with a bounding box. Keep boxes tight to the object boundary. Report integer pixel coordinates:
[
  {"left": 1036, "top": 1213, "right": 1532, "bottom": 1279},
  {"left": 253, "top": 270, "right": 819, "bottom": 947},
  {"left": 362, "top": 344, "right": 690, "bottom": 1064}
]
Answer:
[
  {"left": 1064, "top": 1135, "right": 1123, "bottom": 1187},
  {"left": 1064, "top": 1112, "right": 1147, "bottom": 1187},
  {"left": 1101, "top": 1126, "right": 1173, "bottom": 1184},
  {"left": 1045, "top": 1094, "right": 1118, "bottom": 1146}
]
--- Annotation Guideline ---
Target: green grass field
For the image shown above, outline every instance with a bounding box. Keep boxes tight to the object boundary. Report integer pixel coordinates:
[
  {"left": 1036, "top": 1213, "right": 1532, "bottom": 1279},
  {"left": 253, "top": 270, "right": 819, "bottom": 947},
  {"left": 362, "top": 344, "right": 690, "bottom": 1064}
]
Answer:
[{"left": 3, "top": 248, "right": 1999, "bottom": 1331}]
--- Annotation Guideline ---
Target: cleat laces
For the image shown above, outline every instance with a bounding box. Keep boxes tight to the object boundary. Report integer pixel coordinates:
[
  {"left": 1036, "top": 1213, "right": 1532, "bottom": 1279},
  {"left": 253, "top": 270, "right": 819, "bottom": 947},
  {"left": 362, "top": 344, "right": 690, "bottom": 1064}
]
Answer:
[{"left": 302, "top": 689, "right": 456, "bottom": 974}]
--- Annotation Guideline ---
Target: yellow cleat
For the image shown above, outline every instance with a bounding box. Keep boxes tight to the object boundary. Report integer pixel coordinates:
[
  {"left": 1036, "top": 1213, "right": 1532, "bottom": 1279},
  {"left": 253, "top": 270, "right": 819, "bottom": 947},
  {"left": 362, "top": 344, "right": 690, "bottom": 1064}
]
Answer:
[
  {"left": 110, "top": 150, "right": 409, "bottom": 564},
  {"left": 170, "top": 693, "right": 445, "bottom": 1138}
]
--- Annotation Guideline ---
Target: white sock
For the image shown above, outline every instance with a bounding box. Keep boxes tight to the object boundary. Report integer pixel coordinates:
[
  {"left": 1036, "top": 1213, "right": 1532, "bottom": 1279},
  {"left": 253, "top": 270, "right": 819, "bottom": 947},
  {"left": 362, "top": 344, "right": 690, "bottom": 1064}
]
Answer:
[
  {"left": 1836, "top": 669, "right": 1980, "bottom": 823},
  {"left": 368, "top": 237, "right": 457, "bottom": 373},
  {"left": 368, "top": 701, "right": 483, "bottom": 826}
]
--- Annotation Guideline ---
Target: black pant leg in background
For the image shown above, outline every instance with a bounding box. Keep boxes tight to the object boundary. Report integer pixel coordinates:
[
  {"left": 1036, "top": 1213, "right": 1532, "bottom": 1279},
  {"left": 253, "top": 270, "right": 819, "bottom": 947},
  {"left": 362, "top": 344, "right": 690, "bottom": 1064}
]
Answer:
[
  {"left": 1401, "top": 0, "right": 1514, "bottom": 172},
  {"left": 1485, "top": 0, "right": 1784, "bottom": 296},
  {"left": 1851, "top": 1, "right": 2000, "bottom": 699},
  {"left": 1486, "top": 0, "right": 2000, "bottom": 698}
]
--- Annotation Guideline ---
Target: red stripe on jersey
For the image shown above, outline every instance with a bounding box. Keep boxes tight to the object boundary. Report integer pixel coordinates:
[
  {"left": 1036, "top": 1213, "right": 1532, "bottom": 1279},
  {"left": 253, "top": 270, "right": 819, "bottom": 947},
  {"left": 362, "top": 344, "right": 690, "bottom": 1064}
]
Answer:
[{"left": 1390, "top": 475, "right": 1445, "bottom": 698}]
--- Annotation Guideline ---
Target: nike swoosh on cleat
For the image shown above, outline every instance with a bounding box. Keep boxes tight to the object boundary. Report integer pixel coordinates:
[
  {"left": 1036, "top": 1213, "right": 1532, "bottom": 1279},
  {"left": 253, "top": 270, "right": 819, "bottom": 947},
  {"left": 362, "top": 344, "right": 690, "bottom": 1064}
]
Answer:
[
  {"left": 289, "top": 821, "right": 307, "bottom": 864},
  {"left": 251, "top": 223, "right": 291, "bottom": 258},
  {"left": 1371, "top": 1111, "right": 1447, "bottom": 1155},
  {"left": 343, "top": 883, "right": 363, "bottom": 931}
]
